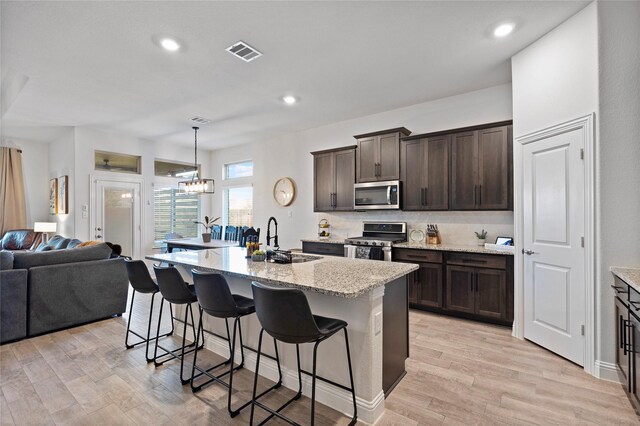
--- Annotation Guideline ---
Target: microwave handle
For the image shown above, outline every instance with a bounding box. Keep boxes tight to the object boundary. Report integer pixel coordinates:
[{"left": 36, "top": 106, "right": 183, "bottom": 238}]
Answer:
[{"left": 386, "top": 186, "right": 391, "bottom": 205}]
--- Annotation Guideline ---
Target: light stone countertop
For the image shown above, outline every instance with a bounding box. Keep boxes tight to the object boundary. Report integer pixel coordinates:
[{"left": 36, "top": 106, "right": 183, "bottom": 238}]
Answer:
[
  {"left": 146, "top": 247, "right": 417, "bottom": 298},
  {"left": 300, "top": 238, "right": 346, "bottom": 245},
  {"left": 393, "top": 241, "right": 515, "bottom": 256},
  {"left": 611, "top": 267, "right": 640, "bottom": 294}
]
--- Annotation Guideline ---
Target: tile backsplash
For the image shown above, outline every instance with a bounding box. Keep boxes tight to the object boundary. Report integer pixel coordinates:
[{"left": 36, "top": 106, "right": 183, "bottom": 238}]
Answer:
[{"left": 312, "top": 210, "right": 514, "bottom": 246}]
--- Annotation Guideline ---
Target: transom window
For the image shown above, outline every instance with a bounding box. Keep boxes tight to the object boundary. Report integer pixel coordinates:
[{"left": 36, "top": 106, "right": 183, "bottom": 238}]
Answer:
[{"left": 224, "top": 160, "right": 253, "bottom": 180}]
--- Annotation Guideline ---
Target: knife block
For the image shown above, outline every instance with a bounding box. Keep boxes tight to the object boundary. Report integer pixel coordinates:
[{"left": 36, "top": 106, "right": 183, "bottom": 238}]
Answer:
[{"left": 427, "top": 232, "right": 441, "bottom": 245}]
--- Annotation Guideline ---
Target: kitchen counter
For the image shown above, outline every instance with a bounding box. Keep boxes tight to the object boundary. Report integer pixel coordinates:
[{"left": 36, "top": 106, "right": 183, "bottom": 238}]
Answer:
[
  {"left": 393, "top": 241, "right": 515, "bottom": 256},
  {"left": 300, "top": 238, "right": 345, "bottom": 244},
  {"left": 145, "top": 247, "right": 416, "bottom": 423},
  {"left": 611, "top": 267, "right": 640, "bottom": 293},
  {"left": 147, "top": 247, "right": 416, "bottom": 298}
]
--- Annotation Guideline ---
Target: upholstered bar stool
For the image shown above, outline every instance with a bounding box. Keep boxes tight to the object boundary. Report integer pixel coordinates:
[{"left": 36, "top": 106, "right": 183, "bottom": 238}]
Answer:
[
  {"left": 190, "top": 271, "right": 283, "bottom": 417},
  {"left": 250, "top": 281, "right": 357, "bottom": 426},
  {"left": 152, "top": 265, "right": 204, "bottom": 384},
  {"left": 124, "top": 259, "right": 174, "bottom": 362}
]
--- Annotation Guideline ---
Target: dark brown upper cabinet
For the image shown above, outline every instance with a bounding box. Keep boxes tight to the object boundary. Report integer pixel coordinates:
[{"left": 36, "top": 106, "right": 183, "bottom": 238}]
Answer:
[
  {"left": 312, "top": 146, "right": 356, "bottom": 212},
  {"left": 400, "top": 135, "right": 449, "bottom": 210},
  {"left": 450, "top": 124, "right": 512, "bottom": 210},
  {"left": 355, "top": 128, "right": 411, "bottom": 183}
]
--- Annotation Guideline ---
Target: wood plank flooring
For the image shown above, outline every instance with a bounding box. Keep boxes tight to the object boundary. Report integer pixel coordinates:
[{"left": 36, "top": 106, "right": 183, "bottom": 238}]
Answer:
[{"left": 1, "top": 292, "right": 638, "bottom": 425}]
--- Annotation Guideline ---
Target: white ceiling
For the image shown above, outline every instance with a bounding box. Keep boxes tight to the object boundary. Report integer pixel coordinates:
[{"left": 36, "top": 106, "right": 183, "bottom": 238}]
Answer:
[{"left": 1, "top": 1, "right": 588, "bottom": 149}]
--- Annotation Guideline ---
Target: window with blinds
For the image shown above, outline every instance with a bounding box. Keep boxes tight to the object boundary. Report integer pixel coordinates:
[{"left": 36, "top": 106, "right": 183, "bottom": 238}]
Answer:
[{"left": 154, "top": 188, "right": 200, "bottom": 242}]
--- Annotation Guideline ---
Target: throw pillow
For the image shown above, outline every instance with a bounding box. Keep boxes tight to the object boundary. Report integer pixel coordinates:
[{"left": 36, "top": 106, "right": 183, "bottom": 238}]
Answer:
[
  {"left": 77, "top": 241, "right": 99, "bottom": 247},
  {"left": 34, "top": 242, "right": 53, "bottom": 252}
]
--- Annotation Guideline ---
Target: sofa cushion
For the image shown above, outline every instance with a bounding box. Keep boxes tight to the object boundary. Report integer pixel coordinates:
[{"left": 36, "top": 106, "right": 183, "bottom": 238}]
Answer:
[
  {"left": 67, "top": 239, "right": 83, "bottom": 249},
  {"left": 13, "top": 243, "right": 112, "bottom": 270},
  {"left": 35, "top": 242, "right": 52, "bottom": 252},
  {"left": 47, "top": 235, "right": 71, "bottom": 250},
  {"left": 0, "top": 250, "right": 14, "bottom": 270},
  {"left": 1, "top": 229, "right": 39, "bottom": 250}
]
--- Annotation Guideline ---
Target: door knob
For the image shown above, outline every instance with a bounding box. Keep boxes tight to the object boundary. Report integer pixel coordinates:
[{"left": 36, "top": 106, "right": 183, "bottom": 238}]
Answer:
[
  {"left": 522, "top": 249, "right": 536, "bottom": 255},
  {"left": 96, "top": 227, "right": 102, "bottom": 231},
  {"left": 95, "top": 235, "right": 102, "bottom": 239}
]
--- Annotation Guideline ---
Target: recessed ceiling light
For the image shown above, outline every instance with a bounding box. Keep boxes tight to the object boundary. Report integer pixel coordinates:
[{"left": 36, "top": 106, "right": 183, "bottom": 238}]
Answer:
[
  {"left": 160, "top": 37, "right": 181, "bottom": 52},
  {"left": 493, "top": 23, "right": 515, "bottom": 38},
  {"left": 282, "top": 95, "right": 297, "bottom": 105}
]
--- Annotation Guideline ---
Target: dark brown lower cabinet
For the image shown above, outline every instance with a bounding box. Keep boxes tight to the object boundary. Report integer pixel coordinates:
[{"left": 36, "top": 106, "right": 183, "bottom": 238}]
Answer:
[
  {"left": 395, "top": 248, "right": 513, "bottom": 326},
  {"left": 629, "top": 311, "right": 640, "bottom": 408},
  {"left": 408, "top": 263, "right": 443, "bottom": 308},
  {"left": 615, "top": 295, "right": 630, "bottom": 385}
]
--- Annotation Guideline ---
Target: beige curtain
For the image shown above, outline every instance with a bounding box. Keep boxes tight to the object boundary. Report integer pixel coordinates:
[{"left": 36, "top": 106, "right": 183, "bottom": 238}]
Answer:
[{"left": 0, "top": 147, "right": 27, "bottom": 235}]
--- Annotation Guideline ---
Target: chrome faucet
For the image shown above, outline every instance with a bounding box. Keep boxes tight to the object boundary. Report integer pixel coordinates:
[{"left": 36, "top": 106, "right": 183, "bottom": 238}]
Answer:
[{"left": 266, "top": 216, "right": 279, "bottom": 249}]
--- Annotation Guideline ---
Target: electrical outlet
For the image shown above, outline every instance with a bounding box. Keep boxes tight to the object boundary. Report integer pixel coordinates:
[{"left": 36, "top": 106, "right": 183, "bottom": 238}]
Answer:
[
  {"left": 374, "top": 312, "right": 382, "bottom": 335},
  {"left": 82, "top": 211, "right": 88, "bottom": 218},
  {"left": 82, "top": 204, "right": 88, "bottom": 212}
]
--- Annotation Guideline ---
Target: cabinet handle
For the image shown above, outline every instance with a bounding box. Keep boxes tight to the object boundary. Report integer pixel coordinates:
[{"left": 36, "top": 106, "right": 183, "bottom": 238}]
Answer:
[
  {"left": 474, "top": 185, "right": 478, "bottom": 205},
  {"left": 424, "top": 187, "right": 428, "bottom": 206},
  {"left": 479, "top": 185, "right": 482, "bottom": 205},
  {"left": 620, "top": 315, "right": 625, "bottom": 350},
  {"left": 625, "top": 321, "right": 635, "bottom": 355},
  {"left": 611, "top": 284, "right": 629, "bottom": 295},
  {"left": 630, "top": 300, "right": 640, "bottom": 312},
  {"left": 376, "top": 163, "right": 380, "bottom": 177},
  {"left": 420, "top": 188, "right": 424, "bottom": 206}
]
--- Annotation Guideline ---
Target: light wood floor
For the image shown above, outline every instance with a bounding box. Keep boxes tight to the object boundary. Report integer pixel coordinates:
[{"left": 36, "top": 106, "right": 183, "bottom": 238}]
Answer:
[{"left": 1, "top": 292, "right": 638, "bottom": 425}]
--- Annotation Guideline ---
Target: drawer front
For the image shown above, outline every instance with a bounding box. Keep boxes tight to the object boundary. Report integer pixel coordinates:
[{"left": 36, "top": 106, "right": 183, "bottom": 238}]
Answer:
[
  {"left": 446, "top": 252, "right": 506, "bottom": 270},
  {"left": 302, "top": 241, "right": 344, "bottom": 257},
  {"left": 393, "top": 249, "right": 443, "bottom": 264}
]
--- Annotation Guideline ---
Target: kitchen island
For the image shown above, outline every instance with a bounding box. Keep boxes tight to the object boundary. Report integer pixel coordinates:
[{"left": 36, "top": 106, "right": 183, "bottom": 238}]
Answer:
[{"left": 146, "top": 247, "right": 417, "bottom": 424}]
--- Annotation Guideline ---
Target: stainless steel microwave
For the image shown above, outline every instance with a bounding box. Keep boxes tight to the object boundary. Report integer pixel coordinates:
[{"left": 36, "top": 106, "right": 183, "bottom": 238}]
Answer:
[{"left": 354, "top": 180, "right": 401, "bottom": 210}]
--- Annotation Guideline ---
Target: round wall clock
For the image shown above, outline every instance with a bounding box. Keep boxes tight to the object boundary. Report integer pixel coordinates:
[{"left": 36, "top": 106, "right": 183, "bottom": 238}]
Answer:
[{"left": 273, "top": 177, "right": 296, "bottom": 207}]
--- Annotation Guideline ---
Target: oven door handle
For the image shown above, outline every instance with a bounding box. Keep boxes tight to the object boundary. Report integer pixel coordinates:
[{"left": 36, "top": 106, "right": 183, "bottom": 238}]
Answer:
[{"left": 387, "top": 186, "right": 392, "bottom": 205}]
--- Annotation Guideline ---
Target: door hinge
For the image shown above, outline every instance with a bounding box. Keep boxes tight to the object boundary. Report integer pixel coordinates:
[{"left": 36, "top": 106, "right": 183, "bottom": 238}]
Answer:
[
  {"left": 581, "top": 325, "right": 585, "bottom": 336},
  {"left": 581, "top": 236, "right": 584, "bottom": 247},
  {"left": 580, "top": 149, "right": 584, "bottom": 160}
]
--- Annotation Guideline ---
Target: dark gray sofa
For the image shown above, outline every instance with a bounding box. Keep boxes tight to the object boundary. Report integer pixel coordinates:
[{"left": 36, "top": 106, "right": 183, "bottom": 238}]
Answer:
[
  {"left": 1, "top": 243, "right": 128, "bottom": 342},
  {"left": 0, "top": 251, "right": 27, "bottom": 343}
]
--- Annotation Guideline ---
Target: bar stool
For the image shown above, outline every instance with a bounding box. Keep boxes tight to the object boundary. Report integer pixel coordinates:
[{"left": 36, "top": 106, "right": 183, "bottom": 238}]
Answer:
[
  {"left": 124, "top": 260, "right": 175, "bottom": 362},
  {"left": 152, "top": 265, "right": 204, "bottom": 384},
  {"left": 249, "top": 281, "right": 357, "bottom": 426},
  {"left": 190, "top": 271, "right": 283, "bottom": 417}
]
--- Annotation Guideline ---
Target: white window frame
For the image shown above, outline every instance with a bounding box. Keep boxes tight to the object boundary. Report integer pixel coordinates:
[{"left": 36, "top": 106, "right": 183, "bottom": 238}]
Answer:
[{"left": 221, "top": 159, "right": 254, "bottom": 227}]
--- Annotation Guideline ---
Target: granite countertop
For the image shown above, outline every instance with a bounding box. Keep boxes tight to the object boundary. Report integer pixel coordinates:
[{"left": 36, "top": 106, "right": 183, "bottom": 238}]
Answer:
[
  {"left": 146, "top": 247, "right": 417, "bottom": 298},
  {"left": 300, "top": 238, "right": 346, "bottom": 244},
  {"left": 392, "top": 241, "right": 515, "bottom": 256},
  {"left": 611, "top": 267, "right": 640, "bottom": 293}
]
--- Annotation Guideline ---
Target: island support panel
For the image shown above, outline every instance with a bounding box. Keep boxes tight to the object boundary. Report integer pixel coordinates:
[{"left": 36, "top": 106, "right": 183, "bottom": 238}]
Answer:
[{"left": 170, "top": 266, "right": 407, "bottom": 424}]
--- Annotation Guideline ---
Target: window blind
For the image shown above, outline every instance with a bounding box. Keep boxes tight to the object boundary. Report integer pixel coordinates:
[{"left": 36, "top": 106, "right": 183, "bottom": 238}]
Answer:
[{"left": 154, "top": 188, "right": 200, "bottom": 242}]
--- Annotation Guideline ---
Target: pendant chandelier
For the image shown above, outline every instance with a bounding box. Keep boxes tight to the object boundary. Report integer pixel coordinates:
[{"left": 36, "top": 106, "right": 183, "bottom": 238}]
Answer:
[{"left": 178, "top": 126, "right": 215, "bottom": 194}]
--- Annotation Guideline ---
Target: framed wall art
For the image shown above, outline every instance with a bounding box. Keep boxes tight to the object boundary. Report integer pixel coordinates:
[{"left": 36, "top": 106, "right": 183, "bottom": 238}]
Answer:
[
  {"left": 57, "top": 175, "right": 69, "bottom": 214},
  {"left": 49, "top": 178, "right": 58, "bottom": 215}
]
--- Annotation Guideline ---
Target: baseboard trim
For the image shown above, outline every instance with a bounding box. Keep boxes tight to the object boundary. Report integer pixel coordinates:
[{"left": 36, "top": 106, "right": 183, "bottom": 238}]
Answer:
[
  {"left": 199, "top": 330, "right": 385, "bottom": 425},
  {"left": 594, "top": 360, "right": 621, "bottom": 383}
]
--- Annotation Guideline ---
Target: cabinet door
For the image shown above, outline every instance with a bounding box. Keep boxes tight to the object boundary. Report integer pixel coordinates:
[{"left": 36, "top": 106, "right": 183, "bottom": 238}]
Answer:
[
  {"left": 313, "top": 152, "right": 335, "bottom": 212},
  {"left": 417, "top": 263, "right": 443, "bottom": 308},
  {"left": 378, "top": 133, "right": 400, "bottom": 181},
  {"left": 334, "top": 149, "right": 355, "bottom": 211},
  {"left": 408, "top": 270, "right": 419, "bottom": 304},
  {"left": 356, "top": 137, "right": 378, "bottom": 183},
  {"left": 616, "top": 297, "right": 630, "bottom": 386},
  {"left": 424, "top": 135, "right": 449, "bottom": 210},
  {"left": 478, "top": 126, "right": 510, "bottom": 210},
  {"left": 446, "top": 265, "right": 475, "bottom": 314},
  {"left": 475, "top": 268, "right": 506, "bottom": 320},
  {"left": 450, "top": 131, "right": 479, "bottom": 210},
  {"left": 400, "top": 139, "right": 424, "bottom": 210}
]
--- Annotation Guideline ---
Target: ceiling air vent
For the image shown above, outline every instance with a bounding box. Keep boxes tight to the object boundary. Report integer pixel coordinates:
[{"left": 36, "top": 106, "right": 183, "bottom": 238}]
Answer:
[
  {"left": 190, "top": 116, "right": 212, "bottom": 124},
  {"left": 226, "top": 41, "right": 262, "bottom": 62}
]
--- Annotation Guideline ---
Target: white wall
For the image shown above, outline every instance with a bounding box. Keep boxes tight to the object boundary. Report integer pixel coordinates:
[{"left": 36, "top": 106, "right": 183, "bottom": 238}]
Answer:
[
  {"left": 73, "top": 127, "right": 212, "bottom": 253},
  {"left": 512, "top": 1, "right": 640, "bottom": 378},
  {"left": 596, "top": 0, "right": 640, "bottom": 373},
  {"left": 48, "top": 128, "right": 76, "bottom": 238},
  {"left": 209, "top": 84, "right": 514, "bottom": 250}
]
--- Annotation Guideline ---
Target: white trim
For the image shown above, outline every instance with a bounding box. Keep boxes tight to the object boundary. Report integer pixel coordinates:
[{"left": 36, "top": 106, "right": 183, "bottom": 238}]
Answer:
[
  {"left": 198, "top": 330, "right": 383, "bottom": 425},
  {"left": 514, "top": 114, "right": 596, "bottom": 375},
  {"left": 594, "top": 360, "right": 621, "bottom": 383},
  {"left": 90, "top": 173, "right": 144, "bottom": 260}
]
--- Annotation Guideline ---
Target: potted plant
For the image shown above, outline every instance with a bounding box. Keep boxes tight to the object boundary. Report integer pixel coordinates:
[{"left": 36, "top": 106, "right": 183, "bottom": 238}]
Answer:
[
  {"left": 194, "top": 216, "right": 220, "bottom": 243},
  {"left": 475, "top": 229, "right": 488, "bottom": 246}
]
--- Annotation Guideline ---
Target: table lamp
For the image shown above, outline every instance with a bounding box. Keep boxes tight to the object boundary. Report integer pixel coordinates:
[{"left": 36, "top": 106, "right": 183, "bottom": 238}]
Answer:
[{"left": 34, "top": 222, "right": 57, "bottom": 243}]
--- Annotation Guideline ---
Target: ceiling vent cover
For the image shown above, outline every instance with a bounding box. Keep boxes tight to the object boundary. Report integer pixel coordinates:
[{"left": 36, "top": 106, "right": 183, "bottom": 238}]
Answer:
[
  {"left": 190, "top": 116, "right": 212, "bottom": 124},
  {"left": 226, "top": 41, "right": 262, "bottom": 62}
]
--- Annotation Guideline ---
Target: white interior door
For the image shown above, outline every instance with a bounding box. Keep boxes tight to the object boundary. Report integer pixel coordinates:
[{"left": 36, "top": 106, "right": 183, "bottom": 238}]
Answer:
[
  {"left": 93, "top": 179, "right": 142, "bottom": 259},
  {"left": 522, "top": 127, "right": 585, "bottom": 366}
]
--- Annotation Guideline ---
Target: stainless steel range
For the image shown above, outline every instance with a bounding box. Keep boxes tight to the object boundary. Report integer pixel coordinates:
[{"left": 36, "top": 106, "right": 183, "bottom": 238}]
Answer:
[{"left": 344, "top": 222, "right": 407, "bottom": 261}]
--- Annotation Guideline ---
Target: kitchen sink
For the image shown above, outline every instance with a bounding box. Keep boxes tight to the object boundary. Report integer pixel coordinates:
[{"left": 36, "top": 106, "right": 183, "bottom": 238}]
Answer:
[{"left": 290, "top": 254, "right": 322, "bottom": 263}]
